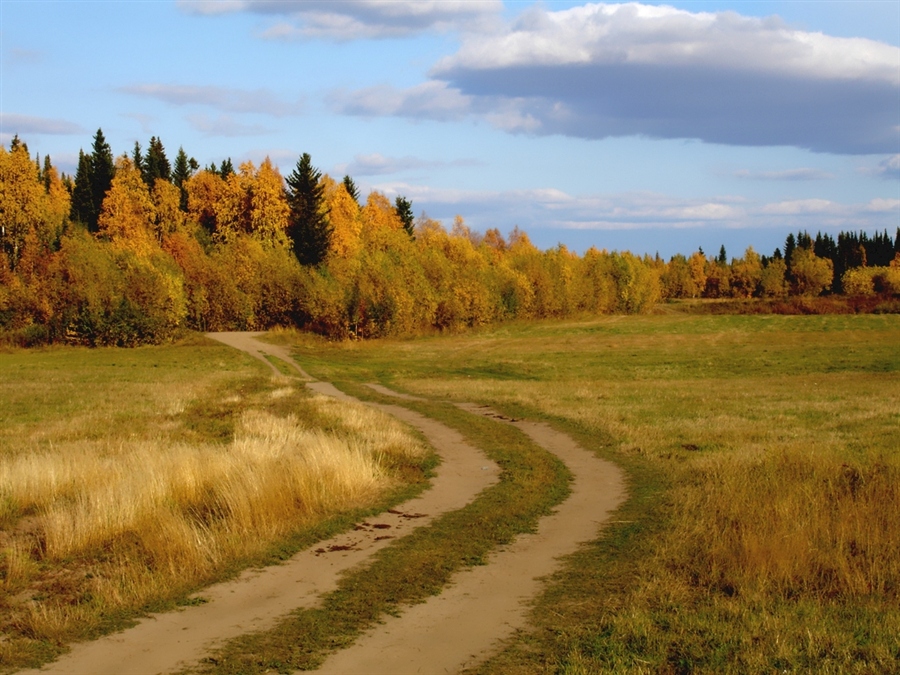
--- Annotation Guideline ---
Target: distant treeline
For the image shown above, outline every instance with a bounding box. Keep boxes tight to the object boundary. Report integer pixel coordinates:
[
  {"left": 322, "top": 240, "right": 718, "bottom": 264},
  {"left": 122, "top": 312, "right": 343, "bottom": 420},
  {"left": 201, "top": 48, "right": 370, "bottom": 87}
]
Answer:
[{"left": 1, "top": 131, "right": 899, "bottom": 346}]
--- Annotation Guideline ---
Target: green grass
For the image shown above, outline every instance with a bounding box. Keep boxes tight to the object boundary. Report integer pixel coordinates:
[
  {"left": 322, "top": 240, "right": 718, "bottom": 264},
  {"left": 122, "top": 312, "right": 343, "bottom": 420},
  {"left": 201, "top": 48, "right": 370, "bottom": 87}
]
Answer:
[{"left": 270, "top": 314, "right": 900, "bottom": 673}]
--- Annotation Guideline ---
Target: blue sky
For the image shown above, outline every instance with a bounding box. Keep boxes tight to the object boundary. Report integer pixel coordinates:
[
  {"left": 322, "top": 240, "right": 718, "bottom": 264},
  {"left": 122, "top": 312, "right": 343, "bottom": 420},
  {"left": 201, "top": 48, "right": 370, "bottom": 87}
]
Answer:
[{"left": 2, "top": 0, "right": 898, "bottom": 258}]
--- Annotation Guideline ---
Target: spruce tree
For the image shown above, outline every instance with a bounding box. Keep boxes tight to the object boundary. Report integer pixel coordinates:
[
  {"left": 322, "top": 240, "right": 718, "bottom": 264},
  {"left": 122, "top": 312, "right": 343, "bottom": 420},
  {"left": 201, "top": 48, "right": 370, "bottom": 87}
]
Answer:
[
  {"left": 143, "top": 136, "right": 170, "bottom": 185},
  {"left": 395, "top": 195, "right": 414, "bottom": 237},
  {"left": 132, "top": 141, "right": 144, "bottom": 176},
  {"left": 172, "top": 147, "right": 196, "bottom": 211},
  {"left": 286, "top": 153, "right": 331, "bottom": 266},
  {"left": 70, "top": 150, "right": 95, "bottom": 228},
  {"left": 717, "top": 245, "right": 727, "bottom": 265},
  {"left": 219, "top": 158, "right": 234, "bottom": 179},
  {"left": 89, "top": 129, "right": 115, "bottom": 233},
  {"left": 342, "top": 175, "right": 360, "bottom": 203}
]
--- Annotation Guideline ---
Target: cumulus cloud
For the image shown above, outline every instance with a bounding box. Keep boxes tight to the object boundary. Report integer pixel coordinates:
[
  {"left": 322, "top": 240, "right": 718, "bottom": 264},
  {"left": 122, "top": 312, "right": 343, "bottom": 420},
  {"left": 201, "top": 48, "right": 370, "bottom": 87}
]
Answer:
[
  {"left": 0, "top": 113, "right": 85, "bottom": 136},
  {"left": 734, "top": 168, "right": 835, "bottom": 181},
  {"left": 341, "top": 3, "right": 899, "bottom": 154},
  {"left": 876, "top": 154, "right": 900, "bottom": 179},
  {"left": 120, "top": 84, "right": 304, "bottom": 117},
  {"left": 178, "top": 0, "right": 501, "bottom": 39},
  {"left": 338, "top": 152, "right": 481, "bottom": 176},
  {"left": 187, "top": 114, "right": 271, "bottom": 137}
]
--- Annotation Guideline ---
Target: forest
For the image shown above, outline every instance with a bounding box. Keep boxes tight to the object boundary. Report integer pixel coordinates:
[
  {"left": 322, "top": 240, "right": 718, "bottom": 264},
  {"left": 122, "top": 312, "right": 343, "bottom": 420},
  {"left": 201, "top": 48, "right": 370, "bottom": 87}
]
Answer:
[{"left": 2, "top": 130, "right": 899, "bottom": 346}]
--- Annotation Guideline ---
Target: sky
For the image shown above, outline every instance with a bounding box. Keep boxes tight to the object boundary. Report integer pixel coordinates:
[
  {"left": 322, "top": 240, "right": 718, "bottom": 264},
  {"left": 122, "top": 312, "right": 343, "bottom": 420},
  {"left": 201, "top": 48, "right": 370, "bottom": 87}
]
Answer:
[{"left": 1, "top": 0, "right": 898, "bottom": 259}]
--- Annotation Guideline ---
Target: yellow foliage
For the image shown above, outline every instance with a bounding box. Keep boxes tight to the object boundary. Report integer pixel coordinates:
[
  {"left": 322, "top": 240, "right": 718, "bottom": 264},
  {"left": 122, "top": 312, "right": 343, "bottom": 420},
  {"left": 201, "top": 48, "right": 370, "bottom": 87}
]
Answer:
[
  {"left": 322, "top": 175, "right": 362, "bottom": 258},
  {"left": 186, "top": 170, "right": 226, "bottom": 233},
  {"left": 360, "top": 191, "right": 402, "bottom": 241},
  {"left": 97, "top": 157, "right": 158, "bottom": 258},
  {"left": 151, "top": 179, "right": 185, "bottom": 240}
]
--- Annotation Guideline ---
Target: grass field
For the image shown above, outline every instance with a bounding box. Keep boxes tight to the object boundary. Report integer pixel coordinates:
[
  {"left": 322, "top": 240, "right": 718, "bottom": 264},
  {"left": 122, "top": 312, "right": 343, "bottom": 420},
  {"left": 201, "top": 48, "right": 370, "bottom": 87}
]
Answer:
[
  {"left": 274, "top": 312, "right": 900, "bottom": 673},
  {"left": 3, "top": 314, "right": 898, "bottom": 673},
  {"left": 0, "top": 336, "right": 428, "bottom": 671}
]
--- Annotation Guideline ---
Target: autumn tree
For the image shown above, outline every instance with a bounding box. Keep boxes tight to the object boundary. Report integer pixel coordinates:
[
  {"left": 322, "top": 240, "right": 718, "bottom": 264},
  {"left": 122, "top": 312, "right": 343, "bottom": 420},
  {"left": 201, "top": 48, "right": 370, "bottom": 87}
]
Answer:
[
  {"left": 730, "top": 246, "right": 763, "bottom": 298},
  {"left": 790, "top": 247, "right": 833, "bottom": 296},
  {"left": 97, "top": 156, "right": 157, "bottom": 257},
  {"left": 286, "top": 153, "right": 331, "bottom": 265},
  {"left": 322, "top": 175, "right": 362, "bottom": 258}
]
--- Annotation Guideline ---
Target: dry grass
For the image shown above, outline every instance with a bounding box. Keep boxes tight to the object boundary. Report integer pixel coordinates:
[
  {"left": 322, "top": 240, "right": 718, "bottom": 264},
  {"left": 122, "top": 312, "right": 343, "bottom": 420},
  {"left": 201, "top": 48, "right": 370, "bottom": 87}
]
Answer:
[{"left": 0, "top": 341, "right": 425, "bottom": 668}]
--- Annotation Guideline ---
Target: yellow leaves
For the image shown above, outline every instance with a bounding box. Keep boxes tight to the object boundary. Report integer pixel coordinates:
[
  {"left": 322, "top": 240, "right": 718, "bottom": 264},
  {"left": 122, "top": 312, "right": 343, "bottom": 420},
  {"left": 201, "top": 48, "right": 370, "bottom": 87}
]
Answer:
[
  {"left": 322, "top": 175, "right": 362, "bottom": 258},
  {"left": 97, "top": 157, "right": 158, "bottom": 258},
  {"left": 360, "top": 191, "right": 402, "bottom": 245},
  {"left": 151, "top": 179, "right": 185, "bottom": 240},
  {"left": 186, "top": 170, "right": 226, "bottom": 233},
  {"left": 205, "top": 159, "right": 289, "bottom": 246}
]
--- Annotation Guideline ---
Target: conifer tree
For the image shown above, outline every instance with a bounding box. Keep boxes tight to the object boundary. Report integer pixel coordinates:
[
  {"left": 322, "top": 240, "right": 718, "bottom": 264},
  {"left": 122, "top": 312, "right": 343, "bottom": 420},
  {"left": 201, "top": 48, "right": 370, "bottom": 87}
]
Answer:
[
  {"left": 142, "top": 136, "right": 171, "bottom": 185},
  {"left": 172, "top": 147, "right": 197, "bottom": 211},
  {"left": 89, "top": 129, "right": 115, "bottom": 233},
  {"left": 717, "top": 245, "right": 727, "bottom": 265},
  {"left": 70, "top": 150, "right": 94, "bottom": 228},
  {"left": 132, "top": 142, "right": 144, "bottom": 176},
  {"left": 286, "top": 153, "right": 331, "bottom": 265},
  {"left": 395, "top": 195, "right": 414, "bottom": 237},
  {"left": 342, "top": 175, "right": 360, "bottom": 203},
  {"left": 219, "top": 158, "right": 234, "bottom": 179}
]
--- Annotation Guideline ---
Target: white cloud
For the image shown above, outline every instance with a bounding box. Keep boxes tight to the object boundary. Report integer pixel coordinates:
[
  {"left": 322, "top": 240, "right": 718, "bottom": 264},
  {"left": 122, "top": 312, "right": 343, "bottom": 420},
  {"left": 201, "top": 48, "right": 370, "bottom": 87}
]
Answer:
[
  {"left": 186, "top": 114, "right": 271, "bottom": 137},
  {"left": 329, "top": 82, "right": 471, "bottom": 121},
  {"left": 876, "top": 154, "right": 900, "bottom": 179},
  {"left": 734, "top": 168, "right": 835, "bottom": 181},
  {"left": 338, "top": 152, "right": 481, "bottom": 176},
  {"left": 866, "top": 198, "right": 900, "bottom": 212},
  {"left": 759, "top": 199, "right": 840, "bottom": 215},
  {"left": 179, "top": 0, "right": 501, "bottom": 39},
  {"left": 0, "top": 113, "right": 85, "bottom": 136},
  {"left": 120, "top": 84, "right": 304, "bottom": 117},
  {"left": 340, "top": 3, "right": 899, "bottom": 153}
]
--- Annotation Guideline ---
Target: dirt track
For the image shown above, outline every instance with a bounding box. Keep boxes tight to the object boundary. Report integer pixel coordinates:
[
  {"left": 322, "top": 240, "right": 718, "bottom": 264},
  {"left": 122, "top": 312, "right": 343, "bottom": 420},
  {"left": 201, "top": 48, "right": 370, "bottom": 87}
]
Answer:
[{"left": 20, "top": 332, "right": 625, "bottom": 675}]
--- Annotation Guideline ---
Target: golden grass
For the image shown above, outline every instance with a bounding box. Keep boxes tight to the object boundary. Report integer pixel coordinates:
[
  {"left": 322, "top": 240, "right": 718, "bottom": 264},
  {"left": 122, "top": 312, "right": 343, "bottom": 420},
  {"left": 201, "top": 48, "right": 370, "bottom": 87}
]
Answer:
[{"left": 0, "top": 344, "right": 426, "bottom": 665}]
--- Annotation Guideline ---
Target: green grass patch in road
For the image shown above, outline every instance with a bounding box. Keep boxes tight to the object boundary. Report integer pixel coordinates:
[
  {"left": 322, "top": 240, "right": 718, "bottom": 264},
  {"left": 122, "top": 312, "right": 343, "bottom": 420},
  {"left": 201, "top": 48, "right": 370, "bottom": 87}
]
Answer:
[
  {"left": 183, "top": 390, "right": 571, "bottom": 674},
  {"left": 275, "top": 313, "right": 900, "bottom": 673}
]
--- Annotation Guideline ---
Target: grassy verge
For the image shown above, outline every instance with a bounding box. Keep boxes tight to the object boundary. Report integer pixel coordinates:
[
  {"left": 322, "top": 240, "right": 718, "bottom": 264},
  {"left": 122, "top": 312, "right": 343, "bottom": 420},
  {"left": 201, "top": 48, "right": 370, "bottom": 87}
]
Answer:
[
  {"left": 0, "top": 337, "right": 432, "bottom": 672},
  {"left": 274, "top": 314, "right": 900, "bottom": 672},
  {"left": 183, "top": 390, "right": 571, "bottom": 674}
]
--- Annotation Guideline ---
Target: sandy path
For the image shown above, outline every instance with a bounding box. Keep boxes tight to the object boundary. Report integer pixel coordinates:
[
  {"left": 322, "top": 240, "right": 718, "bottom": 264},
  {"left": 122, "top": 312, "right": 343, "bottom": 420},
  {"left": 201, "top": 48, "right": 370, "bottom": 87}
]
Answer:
[
  {"left": 19, "top": 334, "right": 499, "bottom": 675},
  {"left": 315, "top": 402, "right": 626, "bottom": 675}
]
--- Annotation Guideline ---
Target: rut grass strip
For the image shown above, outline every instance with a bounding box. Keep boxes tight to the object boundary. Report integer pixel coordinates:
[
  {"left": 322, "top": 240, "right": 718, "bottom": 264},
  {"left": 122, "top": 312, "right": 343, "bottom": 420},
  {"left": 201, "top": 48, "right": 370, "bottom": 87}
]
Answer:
[{"left": 182, "top": 394, "right": 572, "bottom": 675}]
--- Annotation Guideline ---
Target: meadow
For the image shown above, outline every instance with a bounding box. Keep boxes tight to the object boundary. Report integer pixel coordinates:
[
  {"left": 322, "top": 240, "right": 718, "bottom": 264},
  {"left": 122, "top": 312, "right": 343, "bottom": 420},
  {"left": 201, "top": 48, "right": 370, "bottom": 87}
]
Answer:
[
  {"left": 0, "top": 336, "right": 428, "bottom": 670},
  {"left": 276, "top": 311, "right": 900, "bottom": 673}
]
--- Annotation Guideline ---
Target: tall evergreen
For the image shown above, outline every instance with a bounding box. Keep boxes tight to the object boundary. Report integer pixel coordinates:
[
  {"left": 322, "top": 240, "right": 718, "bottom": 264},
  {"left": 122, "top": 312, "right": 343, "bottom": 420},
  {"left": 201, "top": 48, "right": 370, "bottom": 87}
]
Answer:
[
  {"left": 395, "top": 195, "right": 414, "bottom": 237},
  {"left": 70, "top": 150, "right": 95, "bottom": 228},
  {"left": 172, "top": 147, "right": 197, "bottom": 211},
  {"left": 342, "top": 175, "right": 360, "bottom": 203},
  {"left": 286, "top": 153, "right": 331, "bottom": 266},
  {"left": 132, "top": 142, "right": 144, "bottom": 176},
  {"left": 143, "top": 136, "right": 171, "bottom": 185},
  {"left": 717, "top": 245, "right": 727, "bottom": 265},
  {"left": 88, "top": 129, "right": 115, "bottom": 233},
  {"left": 219, "top": 158, "right": 234, "bottom": 179},
  {"left": 41, "top": 155, "right": 53, "bottom": 192}
]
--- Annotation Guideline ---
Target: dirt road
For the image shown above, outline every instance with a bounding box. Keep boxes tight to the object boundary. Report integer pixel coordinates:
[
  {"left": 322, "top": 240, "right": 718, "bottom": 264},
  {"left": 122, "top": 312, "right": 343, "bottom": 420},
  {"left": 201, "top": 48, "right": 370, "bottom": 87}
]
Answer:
[{"left": 20, "top": 332, "right": 625, "bottom": 675}]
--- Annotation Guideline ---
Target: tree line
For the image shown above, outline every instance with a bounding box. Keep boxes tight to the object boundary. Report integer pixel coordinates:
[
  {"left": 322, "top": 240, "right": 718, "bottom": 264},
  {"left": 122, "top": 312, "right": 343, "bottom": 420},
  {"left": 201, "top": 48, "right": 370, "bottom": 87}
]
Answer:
[{"left": 1, "top": 131, "right": 898, "bottom": 346}]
